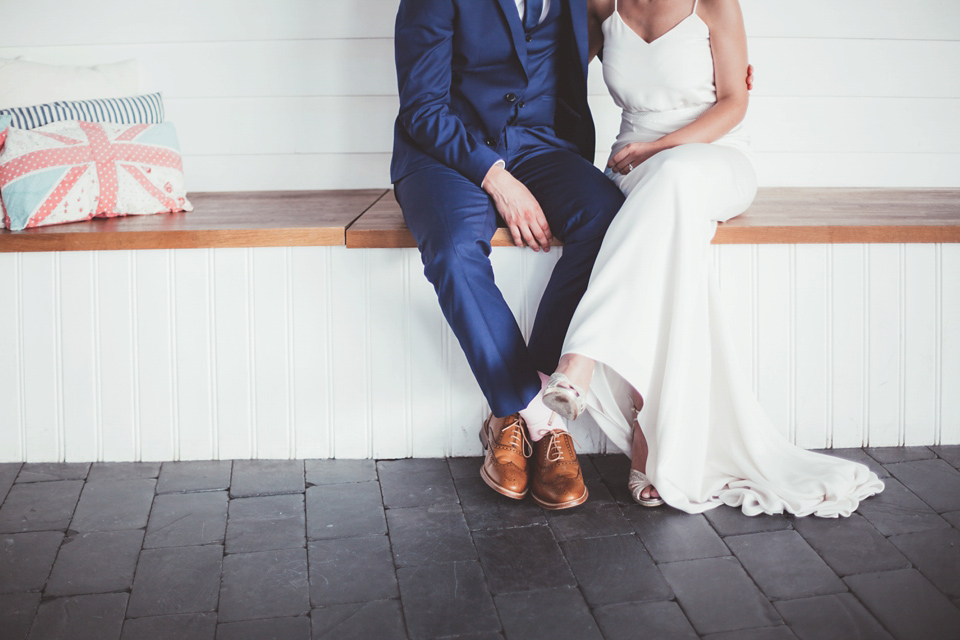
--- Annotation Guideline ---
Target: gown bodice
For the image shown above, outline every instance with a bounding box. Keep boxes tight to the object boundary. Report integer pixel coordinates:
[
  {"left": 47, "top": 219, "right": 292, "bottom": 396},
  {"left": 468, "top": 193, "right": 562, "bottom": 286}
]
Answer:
[{"left": 600, "top": 0, "right": 749, "bottom": 152}]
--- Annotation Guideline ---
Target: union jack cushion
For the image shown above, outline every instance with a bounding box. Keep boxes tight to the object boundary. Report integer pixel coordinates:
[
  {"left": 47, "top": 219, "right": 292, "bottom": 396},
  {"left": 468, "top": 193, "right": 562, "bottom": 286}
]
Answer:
[{"left": 0, "top": 119, "right": 192, "bottom": 231}]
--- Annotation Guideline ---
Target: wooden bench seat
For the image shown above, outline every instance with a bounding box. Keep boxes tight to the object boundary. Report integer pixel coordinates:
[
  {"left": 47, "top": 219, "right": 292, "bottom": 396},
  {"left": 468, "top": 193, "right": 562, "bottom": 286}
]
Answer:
[
  {"left": 346, "top": 188, "right": 960, "bottom": 247},
  {"left": 1, "top": 188, "right": 958, "bottom": 253},
  {"left": 0, "top": 190, "right": 388, "bottom": 253}
]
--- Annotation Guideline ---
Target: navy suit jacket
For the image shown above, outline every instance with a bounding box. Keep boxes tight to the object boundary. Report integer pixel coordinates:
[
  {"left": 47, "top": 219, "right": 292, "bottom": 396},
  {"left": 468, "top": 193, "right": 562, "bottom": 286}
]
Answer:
[{"left": 390, "top": 0, "right": 596, "bottom": 187}]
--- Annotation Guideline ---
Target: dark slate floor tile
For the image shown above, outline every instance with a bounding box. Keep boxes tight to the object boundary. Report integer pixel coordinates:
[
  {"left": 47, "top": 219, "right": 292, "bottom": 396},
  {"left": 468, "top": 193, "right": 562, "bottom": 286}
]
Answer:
[
  {"left": 377, "top": 459, "right": 459, "bottom": 509},
  {"left": 45, "top": 529, "right": 144, "bottom": 596},
  {"left": 0, "top": 480, "right": 83, "bottom": 533},
  {"left": 774, "top": 593, "right": 894, "bottom": 640},
  {"left": 143, "top": 491, "right": 228, "bottom": 548},
  {"left": 386, "top": 503, "right": 475, "bottom": 567},
  {"left": 624, "top": 508, "right": 728, "bottom": 563},
  {"left": 433, "top": 634, "right": 504, "bottom": 640},
  {"left": 87, "top": 462, "right": 161, "bottom": 482},
  {"left": 157, "top": 460, "right": 232, "bottom": 494},
  {"left": 944, "top": 510, "right": 960, "bottom": 530},
  {"left": 546, "top": 498, "right": 633, "bottom": 542},
  {"left": 494, "top": 586, "right": 603, "bottom": 640},
  {"left": 120, "top": 613, "right": 218, "bottom": 640},
  {"left": 15, "top": 462, "right": 90, "bottom": 483},
  {"left": 725, "top": 530, "right": 847, "bottom": 600},
  {"left": 590, "top": 454, "right": 635, "bottom": 505},
  {"left": 70, "top": 478, "right": 156, "bottom": 532},
  {"left": 885, "top": 459, "right": 960, "bottom": 513},
  {"left": 865, "top": 446, "right": 935, "bottom": 464},
  {"left": 0, "top": 592, "right": 41, "bottom": 640},
  {"left": 306, "top": 482, "right": 386, "bottom": 540},
  {"left": 217, "top": 615, "right": 312, "bottom": 640},
  {"left": 308, "top": 536, "right": 399, "bottom": 605},
  {"left": 931, "top": 445, "right": 960, "bottom": 470},
  {"left": 455, "top": 477, "right": 547, "bottom": 532},
  {"left": 305, "top": 459, "right": 377, "bottom": 486},
  {"left": 703, "top": 505, "right": 793, "bottom": 537},
  {"left": 855, "top": 477, "right": 951, "bottom": 536},
  {"left": 561, "top": 534, "right": 672, "bottom": 607},
  {"left": 792, "top": 512, "right": 910, "bottom": 576},
  {"left": 219, "top": 548, "right": 310, "bottom": 622},
  {"left": 226, "top": 493, "right": 305, "bottom": 554},
  {"left": 127, "top": 545, "right": 223, "bottom": 618},
  {"left": 844, "top": 569, "right": 960, "bottom": 640},
  {"left": 594, "top": 600, "right": 698, "bottom": 640},
  {"left": 890, "top": 527, "right": 960, "bottom": 598},
  {"left": 230, "top": 460, "right": 304, "bottom": 498},
  {"left": 0, "top": 463, "right": 21, "bottom": 503},
  {"left": 397, "top": 560, "right": 500, "bottom": 639},
  {"left": 27, "top": 593, "right": 127, "bottom": 640},
  {"left": 447, "top": 456, "right": 483, "bottom": 480},
  {"left": 581, "top": 477, "right": 616, "bottom": 503},
  {"left": 473, "top": 525, "right": 575, "bottom": 594},
  {"left": 659, "top": 556, "right": 782, "bottom": 636},
  {"left": 311, "top": 600, "right": 407, "bottom": 640},
  {"left": 701, "top": 627, "right": 798, "bottom": 640},
  {"left": 0, "top": 531, "right": 63, "bottom": 593},
  {"left": 811, "top": 448, "right": 890, "bottom": 479},
  {"left": 578, "top": 454, "right": 601, "bottom": 481}
]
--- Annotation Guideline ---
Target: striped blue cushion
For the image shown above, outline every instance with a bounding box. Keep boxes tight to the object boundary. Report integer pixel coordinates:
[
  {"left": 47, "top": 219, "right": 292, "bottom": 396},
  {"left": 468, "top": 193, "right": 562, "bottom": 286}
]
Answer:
[{"left": 0, "top": 92, "right": 164, "bottom": 130}]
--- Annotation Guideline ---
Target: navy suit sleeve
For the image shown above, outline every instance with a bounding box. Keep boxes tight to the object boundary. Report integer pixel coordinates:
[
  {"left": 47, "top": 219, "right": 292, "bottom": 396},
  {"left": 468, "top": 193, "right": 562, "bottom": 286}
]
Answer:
[{"left": 395, "top": 0, "right": 505, "bottom": 186}]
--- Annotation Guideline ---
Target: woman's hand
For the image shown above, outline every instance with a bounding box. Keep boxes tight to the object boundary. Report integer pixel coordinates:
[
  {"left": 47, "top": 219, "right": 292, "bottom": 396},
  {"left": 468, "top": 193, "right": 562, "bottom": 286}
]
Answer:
[{"left": 608, "top": 141, "right": 663, "bottom": 175}]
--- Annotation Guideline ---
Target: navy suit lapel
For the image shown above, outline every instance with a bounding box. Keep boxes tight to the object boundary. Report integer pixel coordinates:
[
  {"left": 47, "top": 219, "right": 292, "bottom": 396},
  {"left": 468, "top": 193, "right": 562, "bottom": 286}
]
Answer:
[
  {"left": 567, "top": 0, "right": 589, "bottom": 82},
  {"left": 495, "top": 0, "right": 529, "bottom": 76}
]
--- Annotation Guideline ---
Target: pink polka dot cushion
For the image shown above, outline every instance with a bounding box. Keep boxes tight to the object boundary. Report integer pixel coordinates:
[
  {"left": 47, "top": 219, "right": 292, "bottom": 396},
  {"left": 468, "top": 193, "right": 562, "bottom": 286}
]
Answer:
[{"left": 0, "top": 119, "right": 192, "bottom": 231}]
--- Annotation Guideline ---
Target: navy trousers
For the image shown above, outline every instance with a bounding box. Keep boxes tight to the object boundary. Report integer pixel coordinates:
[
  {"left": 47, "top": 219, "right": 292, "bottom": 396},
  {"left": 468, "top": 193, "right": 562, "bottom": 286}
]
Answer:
[{"left": 396, "top": 132, "right": 624, "bottom": 418}]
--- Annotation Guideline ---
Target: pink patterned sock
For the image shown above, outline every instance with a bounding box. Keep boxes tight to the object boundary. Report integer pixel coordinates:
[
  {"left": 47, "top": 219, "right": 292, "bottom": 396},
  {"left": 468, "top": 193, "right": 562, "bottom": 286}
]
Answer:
[{"left": 519, "top": 372, "right": 568, "bottom": 442}]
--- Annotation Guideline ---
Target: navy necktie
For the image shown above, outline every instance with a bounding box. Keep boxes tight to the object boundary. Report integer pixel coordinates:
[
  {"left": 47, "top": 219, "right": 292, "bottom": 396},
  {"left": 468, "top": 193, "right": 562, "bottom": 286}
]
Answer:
[{"left": 524, "top": 0, "right": 543, "bottom": 31}]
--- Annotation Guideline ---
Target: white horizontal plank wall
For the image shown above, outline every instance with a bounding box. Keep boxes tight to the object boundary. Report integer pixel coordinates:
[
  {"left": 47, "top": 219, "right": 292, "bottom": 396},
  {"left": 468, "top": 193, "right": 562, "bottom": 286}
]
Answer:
[
  {"left": 2, "top": 0, "right": 959, "bottom": 189},
  {"left": 1, "top": 2, "right": 959, "bottom": 461},
  {"left": 0, "top": 244, "right": 957, "bottom": 463}
]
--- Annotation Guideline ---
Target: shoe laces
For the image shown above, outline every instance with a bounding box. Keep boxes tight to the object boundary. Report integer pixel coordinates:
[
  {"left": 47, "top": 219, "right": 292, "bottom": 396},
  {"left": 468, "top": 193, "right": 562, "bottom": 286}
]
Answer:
[
  {"left": 503, "top": 418, "right": 533, "bottom": 458},
  {"left": 537, "top": 429, "right": 579, "bottom": 463}
]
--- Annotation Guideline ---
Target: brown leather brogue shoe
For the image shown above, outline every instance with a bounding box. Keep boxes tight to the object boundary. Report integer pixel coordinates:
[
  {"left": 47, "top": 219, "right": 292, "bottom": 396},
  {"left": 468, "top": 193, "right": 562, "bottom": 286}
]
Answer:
[
  {"left": 480, "top": 413, "right": 532, "bottom": 499},
  {"left": 530, "top": 429, "right": 588, "bottom": 509}
]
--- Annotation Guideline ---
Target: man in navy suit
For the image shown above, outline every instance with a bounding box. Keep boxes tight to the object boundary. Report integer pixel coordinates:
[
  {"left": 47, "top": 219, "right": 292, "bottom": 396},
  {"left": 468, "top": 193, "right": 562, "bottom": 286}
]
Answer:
[{"left": 392, "top": 0, "right": 624, "bottom": 509}]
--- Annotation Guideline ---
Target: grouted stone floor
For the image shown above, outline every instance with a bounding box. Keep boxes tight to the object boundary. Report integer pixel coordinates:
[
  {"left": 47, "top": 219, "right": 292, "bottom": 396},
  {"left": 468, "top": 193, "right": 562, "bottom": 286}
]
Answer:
[{"left": 1, "top": 446, "right": 959, "bottom": 639}]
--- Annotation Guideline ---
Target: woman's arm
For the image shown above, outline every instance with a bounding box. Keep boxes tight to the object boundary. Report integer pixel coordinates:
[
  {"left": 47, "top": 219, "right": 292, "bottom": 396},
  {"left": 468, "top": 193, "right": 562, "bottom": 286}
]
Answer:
[
  {"left": 609, "top": 0, "right": 749, "bottom": 174},
  {"left": 587, "top": 0, "right": 615, "bottom": 61}
]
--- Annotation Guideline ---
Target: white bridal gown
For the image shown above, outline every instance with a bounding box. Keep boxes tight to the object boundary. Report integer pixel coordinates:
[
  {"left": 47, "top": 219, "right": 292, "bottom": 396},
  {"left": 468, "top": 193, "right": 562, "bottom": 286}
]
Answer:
[{"left": 562, "top": 0, "right": 884, "bottom": 516}]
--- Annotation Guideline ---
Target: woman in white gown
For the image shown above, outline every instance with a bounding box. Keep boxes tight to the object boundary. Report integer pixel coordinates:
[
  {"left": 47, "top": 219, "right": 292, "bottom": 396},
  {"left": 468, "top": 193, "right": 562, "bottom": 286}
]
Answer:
[{"left": 543, "top": 0, "right": 884, "bottom": 516}]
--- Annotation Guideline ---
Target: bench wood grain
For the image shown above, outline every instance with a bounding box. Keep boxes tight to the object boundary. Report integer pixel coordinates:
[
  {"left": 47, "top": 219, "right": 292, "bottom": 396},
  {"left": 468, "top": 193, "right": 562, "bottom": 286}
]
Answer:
[
  {"left": 346, "top": 188, "right": 960, "bottom": 247},
  {"left": 0, "top": 190, "right": 388, "bottom": 253}
]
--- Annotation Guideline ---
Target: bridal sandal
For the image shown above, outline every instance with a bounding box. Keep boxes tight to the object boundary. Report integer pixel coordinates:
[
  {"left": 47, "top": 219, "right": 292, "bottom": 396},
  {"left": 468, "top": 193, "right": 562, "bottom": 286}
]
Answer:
[
  {"left": 629, "top": 406, "right": 664, "bottom": 507},
  {"left": 542, "top": 372, "right": 587, "bottom": 421},
  {"left": 628, "top": 469, "right": 664, "bottom": 507}
]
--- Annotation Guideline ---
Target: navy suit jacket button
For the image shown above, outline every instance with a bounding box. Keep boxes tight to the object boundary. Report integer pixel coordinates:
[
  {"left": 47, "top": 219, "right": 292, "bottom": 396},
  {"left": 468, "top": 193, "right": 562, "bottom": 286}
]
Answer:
[
  {"left": 485, "top": 137, "right": 496, "bottom": 146},
  {"left": 504, "top": 93, "right": 517, "bottom": 102}
]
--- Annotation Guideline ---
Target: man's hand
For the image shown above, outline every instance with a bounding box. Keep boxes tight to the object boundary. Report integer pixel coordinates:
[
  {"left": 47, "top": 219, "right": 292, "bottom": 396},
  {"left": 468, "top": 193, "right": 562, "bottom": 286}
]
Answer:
[
  {"left": 482, "top": 164, "right": 552, "bottom": 252},
  {"left": 746, "top": 63, "right": 754, "bottom": 91}
]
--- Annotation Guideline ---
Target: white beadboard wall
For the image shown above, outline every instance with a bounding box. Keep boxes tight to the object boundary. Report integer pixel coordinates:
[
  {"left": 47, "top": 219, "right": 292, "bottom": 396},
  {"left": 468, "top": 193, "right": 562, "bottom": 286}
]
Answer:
[
  {"left": 1, "top": 0, "right": 959, "bottom": 190},
  {"left": 1, "top": 1, "right": 959, "bottom": 461},
  {"left": 0, "top": 245, "right": 958, "bottom": 463}
]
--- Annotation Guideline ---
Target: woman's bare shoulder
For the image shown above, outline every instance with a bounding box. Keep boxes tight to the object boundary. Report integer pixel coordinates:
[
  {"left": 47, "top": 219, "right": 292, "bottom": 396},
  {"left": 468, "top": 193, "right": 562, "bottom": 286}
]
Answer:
[
  {"left": 588, "top": 0, "right": 617, "bottom": 23},
  {"left": 697, "top": 0, "right": 744, "bottom": 22}
]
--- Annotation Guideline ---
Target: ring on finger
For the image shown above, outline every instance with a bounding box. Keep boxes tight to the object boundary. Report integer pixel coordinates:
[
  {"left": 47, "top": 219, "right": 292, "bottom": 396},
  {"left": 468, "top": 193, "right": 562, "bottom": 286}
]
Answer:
[{"left": 627, "top": 163, "right": 634, "bottom": 172}]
